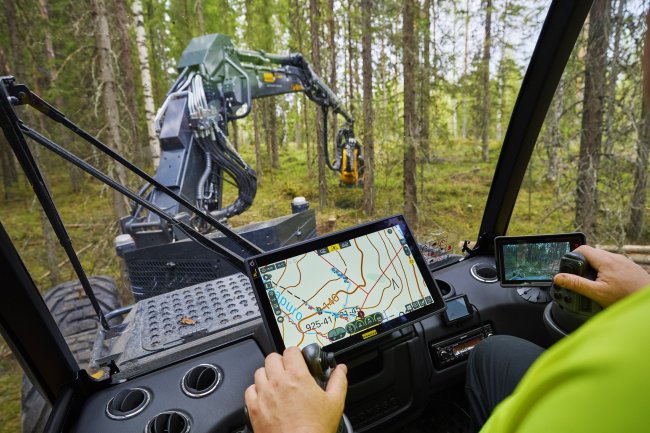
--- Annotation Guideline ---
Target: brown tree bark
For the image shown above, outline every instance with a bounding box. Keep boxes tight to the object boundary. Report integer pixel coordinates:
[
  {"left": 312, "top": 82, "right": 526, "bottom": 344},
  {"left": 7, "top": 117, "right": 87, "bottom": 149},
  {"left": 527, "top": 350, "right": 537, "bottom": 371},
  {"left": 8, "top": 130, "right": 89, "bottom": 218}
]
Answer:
[
  {"left": 269, "top": 100, "right": 280, "bottom": 169},
  {"left": 361, "top": 0, "right": 374, "bottom": 215},
  {"left": 114, "top": 0, "right": 142, "bottom": 163},
  {"left": 462, "top": 0, "right": 470, "bottom": 139},
  {"left": 310, "top": 0, "right": 327, "bottom": 210},
  {"left": 604, "top": 0, "right": 626, "bottom": 155},
  {"left": 195, "top": 0, "right": 205, "bottom": 35},
  {"left": 347, "top": 0, "right": 355, "bottom": 117},
  {"left": 628, "top": 101, "right": 650, "bottom": 241},
  {"left": 495, "top": 0, "right": 509, "bottom": 142},
  {"left": 253, "top": 104, "right": 263, "bottom": 186},
  {"left": 480, "top": 0, "right": 493, "bottom": 161},
  {"left": 231, "top": 120, "right": 239, "bottom": 151},
  {"left": 419, "top": 0, "right": 431, "bottom": 158},
  {"left": 546, "top": 79, "right": 564, "bottom": 184},
  {"left": 575, "top": 0, "right": 610, "bottom": 240},
  {"left": 403, "top": 0, "right": 418, "bottom": 226},
  {"left": 328, "top": 0, "right": 338, "bottom": 139},
  {"left": 0, "top": 45, "right": 17, "bottom": 194},
  {"left": 93, "top": 0, "right": 130, "bottom": 218}
]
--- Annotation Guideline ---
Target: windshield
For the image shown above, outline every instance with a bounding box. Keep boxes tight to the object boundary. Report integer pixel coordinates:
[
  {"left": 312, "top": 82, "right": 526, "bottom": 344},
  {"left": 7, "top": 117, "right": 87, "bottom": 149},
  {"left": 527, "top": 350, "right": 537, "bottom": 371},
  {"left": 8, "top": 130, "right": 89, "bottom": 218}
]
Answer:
[{"left": 1, "top": 0, "right": 554, "bottom": 380}]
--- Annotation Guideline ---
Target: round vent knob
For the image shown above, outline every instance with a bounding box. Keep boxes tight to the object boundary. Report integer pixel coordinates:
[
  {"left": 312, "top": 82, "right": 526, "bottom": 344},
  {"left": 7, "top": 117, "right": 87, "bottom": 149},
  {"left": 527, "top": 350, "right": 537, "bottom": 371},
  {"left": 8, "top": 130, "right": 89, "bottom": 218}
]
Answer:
[
  {"left": 470, "top": 263, "right": 498, "bottom": 283},
  {"left": 181, "top": 364, "right": 222, "bottom": 398},
  {"left": 146, "top": 411, "right": 191, "bottom": 433},
  {"left": 105, "top": 387, "right": 150, "bottom": 420}
]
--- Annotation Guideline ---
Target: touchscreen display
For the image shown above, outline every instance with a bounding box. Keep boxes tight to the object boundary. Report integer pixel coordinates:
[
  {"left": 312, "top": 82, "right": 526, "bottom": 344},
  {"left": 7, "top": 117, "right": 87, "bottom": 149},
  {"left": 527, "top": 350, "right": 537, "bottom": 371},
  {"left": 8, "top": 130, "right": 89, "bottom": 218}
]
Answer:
[
  {"left": 495, "top": 233, "right": 585, "bottom": 287},
  {"left": 503, "top": 241, "right": 570, "bottom": 282},
  {"left": 248, "top": 216, "right": 445, "bottom": 353},
  {"left": 444, "top": 296, "right": 471, "bottom": 322}
]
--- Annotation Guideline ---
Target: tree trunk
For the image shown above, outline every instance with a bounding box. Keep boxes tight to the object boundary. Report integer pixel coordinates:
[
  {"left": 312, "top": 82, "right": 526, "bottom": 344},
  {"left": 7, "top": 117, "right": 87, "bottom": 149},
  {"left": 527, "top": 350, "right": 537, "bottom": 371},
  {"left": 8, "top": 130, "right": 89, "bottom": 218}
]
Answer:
[
  {"left": 231, "top": 120, "right": 239, "bottom": 151},
  {"left": 133, "top": 0, "right": 160, "bottom": 168},
  {"left": 93, "top": 0, "right": 129, "bottom": 218},
  {"left": 294, "top": 98, "right": 302, "bottom": 149},
  {"left": 403, "top": 0, "right": 418, "bottom": 227},
  {"left": 253, "top": 104, "right": 263, "bottom": 186},
  {"left": 575, "top": 0, "right": 610, "bottom": 240},
  {"left": 462, "top": 0, "right": 470, "bottom": 139},
  {"left": 114, "top": 0, "right": 142, "bottom": 163},
  {"left": 195, "top": 0, "right": 205, "bottom": 35},
  {"left": 36, "top": 0, "right": 82, "bottom": 192},
  {"left": 328, "top": 0, "right": 338, "bottom": 141},
  {"left": 495, "top": 0, "right": 509, "bottom": 142},
  {"left": 0, "top": 42, "right": 18, "bottom": 194},
  {"left": 347, "top": 0, "right": 355, "bottom": 117},
  {"left": 480, "top": 0, "right": 493, "bottom": 161},
  {"left": 11, "top": 0, "right": 61, "bottom": 285},
  {"left": 546, "top": 79, "right": 564, "bottom": 183},
  {"left": 361, "top": 0, "right": 374, "bottom": 215},
  {"left": 310, "top": 0, "right": 327, "bottom": 210},
  {"left": 604, "top": 0, "right": 626, "bottom": 155},
  {"left": 628, "top": 101, "right": 650, "bottom": 241},
  {"left": 419, "top": 0, "right": 431, "bottom": 158},
  {"left": 269, "top": 100, "right": 280, "bottom": 169}
]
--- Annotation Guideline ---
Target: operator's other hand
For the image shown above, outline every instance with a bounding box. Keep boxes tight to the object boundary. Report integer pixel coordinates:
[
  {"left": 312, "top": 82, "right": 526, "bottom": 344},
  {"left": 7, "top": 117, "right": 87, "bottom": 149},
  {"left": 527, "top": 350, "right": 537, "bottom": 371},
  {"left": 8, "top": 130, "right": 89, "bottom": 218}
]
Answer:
[
  {"left": 554, "top": 245, "right": 650, "bottom": 308},
  {"left": 244, "top": 346, "right": 348, "bottom": 433}
]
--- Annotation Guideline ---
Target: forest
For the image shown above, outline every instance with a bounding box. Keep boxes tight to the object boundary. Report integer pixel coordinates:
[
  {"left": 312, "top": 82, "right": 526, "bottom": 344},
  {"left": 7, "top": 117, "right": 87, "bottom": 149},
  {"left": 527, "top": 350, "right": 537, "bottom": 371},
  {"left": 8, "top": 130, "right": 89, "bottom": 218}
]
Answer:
[
  {"left": 0, "top": 0, "right": 648, "bottom": 285},
  {"left": 0, "top": 0, "right": 649, "bottom": 430}
]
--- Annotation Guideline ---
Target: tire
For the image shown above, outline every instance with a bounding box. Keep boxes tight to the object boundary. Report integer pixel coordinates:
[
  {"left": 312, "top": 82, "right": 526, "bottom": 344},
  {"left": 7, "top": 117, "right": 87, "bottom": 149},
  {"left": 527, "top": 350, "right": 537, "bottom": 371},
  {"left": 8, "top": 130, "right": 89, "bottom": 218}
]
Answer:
[{"left": 21, "top": 276, "right": 121, "bottom": 433}]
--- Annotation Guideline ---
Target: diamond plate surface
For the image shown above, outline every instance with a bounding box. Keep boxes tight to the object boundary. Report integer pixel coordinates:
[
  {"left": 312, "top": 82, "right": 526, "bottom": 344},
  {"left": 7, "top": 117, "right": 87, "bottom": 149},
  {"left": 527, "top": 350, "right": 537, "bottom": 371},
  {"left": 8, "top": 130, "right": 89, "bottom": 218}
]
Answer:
[{"left": 138, "top": 273, "right": 259, "bottom": 350}]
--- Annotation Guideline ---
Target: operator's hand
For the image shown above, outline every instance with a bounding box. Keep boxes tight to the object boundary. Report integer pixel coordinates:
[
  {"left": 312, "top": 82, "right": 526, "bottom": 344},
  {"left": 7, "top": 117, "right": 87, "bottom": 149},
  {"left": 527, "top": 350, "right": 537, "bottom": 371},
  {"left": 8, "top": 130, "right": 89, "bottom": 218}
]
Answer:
[
  {"left": 554, "top": 245, "right": 650, "bottom": 308},
  {"left": 244, "top": 346, "right": 348, "bottom": 433}
]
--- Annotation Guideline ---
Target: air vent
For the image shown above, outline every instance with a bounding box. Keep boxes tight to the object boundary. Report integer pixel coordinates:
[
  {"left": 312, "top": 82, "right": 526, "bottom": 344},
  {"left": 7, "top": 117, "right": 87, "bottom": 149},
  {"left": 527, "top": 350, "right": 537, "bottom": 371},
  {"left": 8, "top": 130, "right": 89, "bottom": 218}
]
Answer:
[
  {"left": 181, "top": 364, "right": 222, "bottom": 398},
  {"left": 105, "top": 387, "right": 150, "bottom": 420},
  {"left": 470, "top": 263, "right": 498, "bottom": 283},
  {"left": 146, "top": 411, "right": 191, "bottom": 433}
]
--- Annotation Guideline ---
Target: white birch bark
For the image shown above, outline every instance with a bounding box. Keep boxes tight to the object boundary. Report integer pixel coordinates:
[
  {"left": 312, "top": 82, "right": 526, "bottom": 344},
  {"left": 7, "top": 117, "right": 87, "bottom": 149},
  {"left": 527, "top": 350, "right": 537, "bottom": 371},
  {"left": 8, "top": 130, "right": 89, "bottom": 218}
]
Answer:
[{"left": 132, "top": 0, "right": 160, "bottom": 167}]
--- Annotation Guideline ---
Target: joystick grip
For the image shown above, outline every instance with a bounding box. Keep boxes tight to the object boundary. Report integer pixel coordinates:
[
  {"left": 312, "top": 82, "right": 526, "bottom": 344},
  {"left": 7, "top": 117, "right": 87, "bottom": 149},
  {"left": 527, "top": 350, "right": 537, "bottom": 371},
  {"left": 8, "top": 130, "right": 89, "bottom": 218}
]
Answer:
[
  {"left": 550, "top": 251, "right": 602, "bottom": 320},
  {"left": 301, "top": 343, "right": 336, "bottom": 389}
]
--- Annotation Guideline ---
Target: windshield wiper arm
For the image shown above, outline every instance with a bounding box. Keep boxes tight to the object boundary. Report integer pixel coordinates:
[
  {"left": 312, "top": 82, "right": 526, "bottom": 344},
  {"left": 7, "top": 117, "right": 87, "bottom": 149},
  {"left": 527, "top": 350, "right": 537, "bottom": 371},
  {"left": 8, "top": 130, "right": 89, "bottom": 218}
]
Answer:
[
  {"left": 0, "top": 78, "right": 111, "bottom": 330},
  {"left": 7, "top": 80, "right": 263, "bottom": 257}
]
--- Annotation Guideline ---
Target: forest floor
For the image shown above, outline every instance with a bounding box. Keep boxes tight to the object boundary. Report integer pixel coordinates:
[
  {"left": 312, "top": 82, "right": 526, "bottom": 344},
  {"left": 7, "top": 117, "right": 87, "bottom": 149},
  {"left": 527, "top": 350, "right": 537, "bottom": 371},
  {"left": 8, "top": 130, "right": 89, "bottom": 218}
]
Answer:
[{"left": 0, "top": 137, "right": 600, "bottom": 431}]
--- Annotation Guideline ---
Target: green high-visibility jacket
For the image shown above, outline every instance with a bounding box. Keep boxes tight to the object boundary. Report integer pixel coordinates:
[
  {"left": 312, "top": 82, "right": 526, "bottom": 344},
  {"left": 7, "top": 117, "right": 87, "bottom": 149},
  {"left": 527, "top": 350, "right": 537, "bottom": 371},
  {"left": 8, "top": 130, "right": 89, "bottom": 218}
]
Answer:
[{"left": 482, "top": 285, "right": 650, "bottom": 433}]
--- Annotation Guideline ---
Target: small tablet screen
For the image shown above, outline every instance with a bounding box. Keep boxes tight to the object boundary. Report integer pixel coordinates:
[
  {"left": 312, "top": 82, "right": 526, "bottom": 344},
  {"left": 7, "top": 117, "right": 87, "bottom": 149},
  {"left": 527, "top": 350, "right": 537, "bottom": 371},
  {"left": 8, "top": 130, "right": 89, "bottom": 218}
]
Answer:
[
  {"left": 494, "top": 233, "right": 585, "bottom": 287},
  {"left": 443, "top": 296, "right": 471, "bottom": 323},
  {"left": 247, "top": 215, "right": 446, "bottom": 354}
]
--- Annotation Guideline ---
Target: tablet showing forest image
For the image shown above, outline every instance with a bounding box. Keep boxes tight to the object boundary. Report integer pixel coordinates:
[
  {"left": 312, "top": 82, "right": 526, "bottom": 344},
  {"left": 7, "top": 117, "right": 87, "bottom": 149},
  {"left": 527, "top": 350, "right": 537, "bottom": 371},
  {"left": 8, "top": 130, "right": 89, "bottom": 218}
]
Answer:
[{"left": 495, "top": 233, "right": 585, "bottom": 287}]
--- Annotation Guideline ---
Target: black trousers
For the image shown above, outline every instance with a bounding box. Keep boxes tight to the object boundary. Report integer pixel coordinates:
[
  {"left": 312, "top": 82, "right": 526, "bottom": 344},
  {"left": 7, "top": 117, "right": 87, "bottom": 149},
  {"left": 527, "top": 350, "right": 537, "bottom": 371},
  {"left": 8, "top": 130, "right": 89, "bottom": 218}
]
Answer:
[{"left": 465, "top": 335, "right": 545, "bottom": 430}]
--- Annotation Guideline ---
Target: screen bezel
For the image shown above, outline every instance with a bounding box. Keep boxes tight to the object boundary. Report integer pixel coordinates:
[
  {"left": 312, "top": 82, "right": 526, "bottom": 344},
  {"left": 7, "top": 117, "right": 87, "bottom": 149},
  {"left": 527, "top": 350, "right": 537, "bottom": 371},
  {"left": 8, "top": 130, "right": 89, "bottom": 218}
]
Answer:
[
  {"left": 441, "top": 294, "right": 472, "bottom": 324},
  {"left": 494, "top": 232, "right": 586, "bottom": 287},
  {"left": 246, "top": 214, "right": 446, "bottom": 355}
]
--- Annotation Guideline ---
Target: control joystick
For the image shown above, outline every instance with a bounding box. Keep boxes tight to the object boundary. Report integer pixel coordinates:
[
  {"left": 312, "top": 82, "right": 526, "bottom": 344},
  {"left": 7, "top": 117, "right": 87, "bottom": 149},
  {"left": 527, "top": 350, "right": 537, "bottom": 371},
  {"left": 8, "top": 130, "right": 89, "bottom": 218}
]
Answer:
[
  {"left": 241, "top": 345, "right": 353, "bottom": 433},
  {"left": 544, "top": 251, "right": 603, "bottom": 337},
  {"left": 301, "top": 344, "right": 354, "bottom": 433},
  {"left": 301, "top": 343, "right": 337, "bottom": 389}
]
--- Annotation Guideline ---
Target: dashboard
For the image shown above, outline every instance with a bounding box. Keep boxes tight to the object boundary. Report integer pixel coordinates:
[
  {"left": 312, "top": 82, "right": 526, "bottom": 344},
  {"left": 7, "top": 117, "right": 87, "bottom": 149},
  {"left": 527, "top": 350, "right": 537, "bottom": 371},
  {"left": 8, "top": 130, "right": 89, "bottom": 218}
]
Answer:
[{"left": 69, "top": 255, "right": 554, "bottom": 433}]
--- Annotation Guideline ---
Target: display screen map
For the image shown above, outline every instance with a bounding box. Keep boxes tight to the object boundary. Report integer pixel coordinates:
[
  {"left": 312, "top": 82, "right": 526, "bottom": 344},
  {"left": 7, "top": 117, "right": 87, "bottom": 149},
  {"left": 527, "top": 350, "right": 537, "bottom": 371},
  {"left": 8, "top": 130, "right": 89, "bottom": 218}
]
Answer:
[{"left": 257, "top": 224, "right": 434, "bottom": 349}]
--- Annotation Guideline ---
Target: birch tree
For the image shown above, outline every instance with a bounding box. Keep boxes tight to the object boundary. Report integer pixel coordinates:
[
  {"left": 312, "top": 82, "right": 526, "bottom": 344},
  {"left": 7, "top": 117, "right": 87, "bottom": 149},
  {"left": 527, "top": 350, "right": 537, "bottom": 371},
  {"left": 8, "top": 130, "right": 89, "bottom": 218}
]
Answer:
[
  {"left": 361, "top": 0, "right": 374, "bottom": 215},
  {"left": 132, "top": 0, "right": 160, "bottom": 167}
]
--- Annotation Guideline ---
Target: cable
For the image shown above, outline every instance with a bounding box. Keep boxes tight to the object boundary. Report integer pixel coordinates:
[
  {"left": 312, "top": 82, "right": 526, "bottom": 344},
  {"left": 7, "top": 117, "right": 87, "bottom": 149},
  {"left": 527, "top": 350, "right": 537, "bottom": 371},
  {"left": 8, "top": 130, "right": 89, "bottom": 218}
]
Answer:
[{"left": 471, "top": 304, "right": 488, "bottom": 338}]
